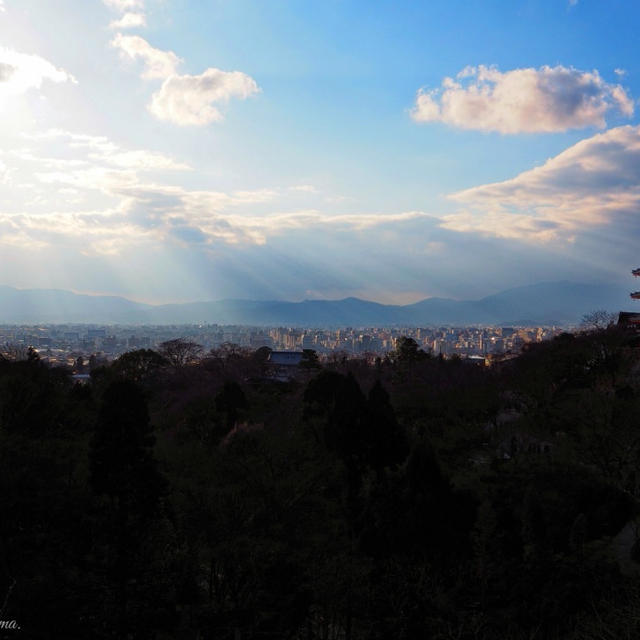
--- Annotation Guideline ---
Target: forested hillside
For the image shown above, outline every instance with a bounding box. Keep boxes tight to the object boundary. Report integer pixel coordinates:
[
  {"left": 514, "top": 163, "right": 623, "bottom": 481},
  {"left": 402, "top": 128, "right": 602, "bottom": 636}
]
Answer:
[{"left": 1, "top": 328, "right": 639, "bottom": 639}]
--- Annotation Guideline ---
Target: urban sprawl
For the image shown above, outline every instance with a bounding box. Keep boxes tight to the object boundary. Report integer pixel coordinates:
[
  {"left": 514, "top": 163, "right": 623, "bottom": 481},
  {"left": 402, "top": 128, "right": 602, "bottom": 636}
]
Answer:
[{"left": 0, "top": 324, "right": 566, "bottom": 369}]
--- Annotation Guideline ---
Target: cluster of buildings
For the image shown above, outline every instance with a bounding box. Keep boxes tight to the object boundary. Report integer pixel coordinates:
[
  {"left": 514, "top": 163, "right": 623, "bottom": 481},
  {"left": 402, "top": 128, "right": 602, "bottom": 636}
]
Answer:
[
  {"left": 0, "top": 323, "right": 564, "bottom": 370},
  {"left": 270, "top": 325, "right": 561, "bottom": 357}
]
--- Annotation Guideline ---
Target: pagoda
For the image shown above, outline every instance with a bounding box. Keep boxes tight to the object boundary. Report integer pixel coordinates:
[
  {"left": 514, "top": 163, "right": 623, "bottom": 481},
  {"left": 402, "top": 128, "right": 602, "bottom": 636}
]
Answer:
[
  {"left": 632, "top": 267, "right": 640, "bottom": 300},
  {"left": 618, "top": 269, "right": 640, "bottom": 328}
]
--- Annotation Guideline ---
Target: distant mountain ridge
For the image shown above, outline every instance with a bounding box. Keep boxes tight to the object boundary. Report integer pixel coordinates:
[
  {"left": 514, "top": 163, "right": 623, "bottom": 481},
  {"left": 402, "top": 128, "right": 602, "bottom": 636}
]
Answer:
[{"left": 0, "top": 282, "right": 630, "bottom": 326}]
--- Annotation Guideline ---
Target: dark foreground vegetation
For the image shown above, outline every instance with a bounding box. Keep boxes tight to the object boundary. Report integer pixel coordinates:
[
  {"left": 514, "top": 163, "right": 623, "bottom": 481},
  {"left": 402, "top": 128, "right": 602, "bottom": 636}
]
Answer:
[{"left": 1, "top": 328, "right": 640, "bottom": 639}]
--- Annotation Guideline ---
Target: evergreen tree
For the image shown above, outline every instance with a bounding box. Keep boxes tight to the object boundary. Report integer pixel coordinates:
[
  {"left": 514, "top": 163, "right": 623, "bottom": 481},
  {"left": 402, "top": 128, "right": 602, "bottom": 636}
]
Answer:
[
  {"left": 365, "top": 380, "right": 408, "bottom": 475},
  {"left": 215, "top": 380, "right": 247, "bottom": 431},
  {"left": 89, "top": 381, "right": 172, "bottom": 637}
]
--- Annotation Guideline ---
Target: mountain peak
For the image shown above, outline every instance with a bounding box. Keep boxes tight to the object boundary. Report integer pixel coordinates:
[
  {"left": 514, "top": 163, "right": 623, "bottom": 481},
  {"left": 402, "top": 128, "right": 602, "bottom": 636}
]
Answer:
[{"left": 0, "top": 282, "right": 629, "bottom": 326}]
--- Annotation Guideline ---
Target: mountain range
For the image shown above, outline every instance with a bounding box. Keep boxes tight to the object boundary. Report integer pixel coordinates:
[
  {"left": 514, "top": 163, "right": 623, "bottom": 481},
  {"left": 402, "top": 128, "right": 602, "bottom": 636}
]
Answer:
[{"left": 0, "top": 282, "right": 631, "bottom": 326}]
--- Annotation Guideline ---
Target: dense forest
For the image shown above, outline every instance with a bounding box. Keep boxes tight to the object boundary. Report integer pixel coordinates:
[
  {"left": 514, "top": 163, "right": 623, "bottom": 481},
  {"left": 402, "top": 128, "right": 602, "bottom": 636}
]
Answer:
[{"left": 0, "top": 327, "right": 640, "bottom": 639}]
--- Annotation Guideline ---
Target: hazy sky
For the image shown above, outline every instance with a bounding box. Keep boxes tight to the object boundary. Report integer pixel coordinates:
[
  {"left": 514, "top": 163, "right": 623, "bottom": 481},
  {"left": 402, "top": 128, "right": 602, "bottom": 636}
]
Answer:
[{"left": 0, "top": 0, "right": 639, "bottom": 304}]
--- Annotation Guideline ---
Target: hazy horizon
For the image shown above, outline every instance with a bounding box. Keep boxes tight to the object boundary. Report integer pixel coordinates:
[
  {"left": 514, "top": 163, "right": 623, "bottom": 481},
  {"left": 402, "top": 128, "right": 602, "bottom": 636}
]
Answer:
[
  {"left": 0, "top": 280, "right": 630, "bottom": 328},
  {"left": 0, "top": 278, "right": 631, "bottom": 308}
]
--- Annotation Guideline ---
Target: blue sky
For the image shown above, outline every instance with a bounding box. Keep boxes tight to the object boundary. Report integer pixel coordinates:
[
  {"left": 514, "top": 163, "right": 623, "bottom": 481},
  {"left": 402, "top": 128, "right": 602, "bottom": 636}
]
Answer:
[{"left": 0, "top": 0, "right": 638, "bottom": 304}]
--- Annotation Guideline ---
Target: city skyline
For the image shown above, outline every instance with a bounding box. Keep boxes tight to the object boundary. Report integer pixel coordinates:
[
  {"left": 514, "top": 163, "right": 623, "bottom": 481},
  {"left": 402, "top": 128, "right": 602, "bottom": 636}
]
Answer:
[{"left": 0, "top": 1, "right": 639, "bottom": 305}]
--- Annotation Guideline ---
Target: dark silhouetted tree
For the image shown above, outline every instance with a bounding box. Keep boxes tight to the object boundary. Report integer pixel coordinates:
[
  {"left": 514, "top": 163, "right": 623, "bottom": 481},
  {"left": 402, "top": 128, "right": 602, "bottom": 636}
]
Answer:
[
  {"left": 365, "top": 380, "right": 408, "bottom": 475},
  {"left": 393, "top": 336, "right": 429, "bottom": 364},
  {"left": 112, "top": 348, "right": 168, "bottom": 386},
  {"left": 89, "top": 381, "right": 164, "bottom": 508},
  {"left": 581, "top": 309, "right": 617, "bottom": 331},
  {"left": 215, "top": 380, "right": 248, "bottom": 431},
  {"left": 159, "top": 338, "right": 203, "bottom": 367},
  {"left": 304, "top": 371, "right": 367, "bottom": 463},
  {"left": 89, "top": 381, "right": 170, "bottom": 637},
  {"left": 301, "top": 349, "right": 321, "bottom": 368},
  {"left": 252, "top": 345, "right": 272, "bottom": 363}
]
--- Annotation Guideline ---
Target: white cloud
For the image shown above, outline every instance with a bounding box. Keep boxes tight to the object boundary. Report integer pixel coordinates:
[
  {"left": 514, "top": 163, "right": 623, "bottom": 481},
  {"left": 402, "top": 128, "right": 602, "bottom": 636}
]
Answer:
[
  {"left": 110, "top": 34, "right": 259, "bottom": 126},
  {"left": 0, "top": 129, "right": 190, "bottom": 221},
  {"left": 0, "top": 128, "right": 315, "bottom": 250},
  {"left": 0, "top": 47, "right": 76, "bottom": 101},
  {"left": 411, "top": 65, "right": 633, "bottom": 134},
  {"left": 111, "top": 34, "right": 181, "bottom": 79},
  {"left": 23, "top": 129, "right": 191, "bottom": 170},
  {"left": 109, "top": 12, "right": 146, "bottom": 29},
  {"left": 110, "top": 180, "right": 431, "bottom": 246},
  {"left": 0, "top": 203, "right": 430, "bottom": 258},
  {"left": 441, "top": 124, "right": 640, "bottom": 241},
  {"left": 0, "top": 128, "right": 428, "bottom": 253},
  {"left": 103, "top": 0, "right": 143, "bottom": 11},
  {"left": 148, "top": 68, "right": 260, "bottom": 125},
  {"left": 0, "top": 63, "right": 14, "bottom": 82},
  {"left": 0, "top": 206, "right": 152, "bottom": 254},
  {"left": 288, "top": 184, "right": 319, "bottom": 193}
]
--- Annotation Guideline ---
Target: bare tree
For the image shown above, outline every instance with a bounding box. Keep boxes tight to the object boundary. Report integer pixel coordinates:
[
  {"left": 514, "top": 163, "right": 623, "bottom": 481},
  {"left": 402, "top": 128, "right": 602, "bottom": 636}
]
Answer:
[
  {"left": 580, "top": 309, "right": 617, "bottom": 331},
  {"left": 159, "top": 338, "right": 203, "bottom": 367}
]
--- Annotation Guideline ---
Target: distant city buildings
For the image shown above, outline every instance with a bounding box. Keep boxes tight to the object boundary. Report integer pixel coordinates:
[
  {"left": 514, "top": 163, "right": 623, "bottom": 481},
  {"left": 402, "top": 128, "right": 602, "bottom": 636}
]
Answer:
[{"left": 0, "top": 322, "right": 565, "bottom": 369}]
